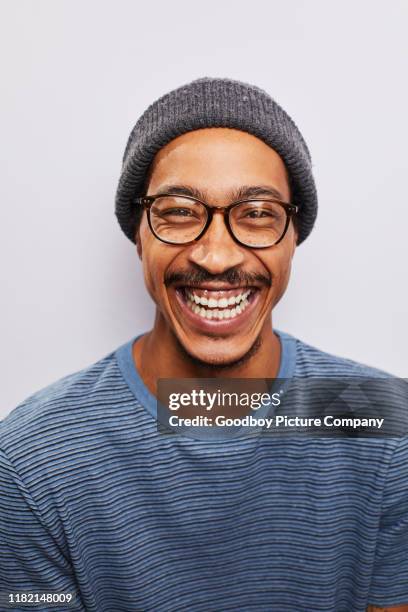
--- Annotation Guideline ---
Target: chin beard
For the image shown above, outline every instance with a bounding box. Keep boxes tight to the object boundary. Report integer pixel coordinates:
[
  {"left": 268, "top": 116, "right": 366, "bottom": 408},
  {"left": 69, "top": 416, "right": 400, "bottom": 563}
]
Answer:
[{"left": 173, "top": 333, "right": 262, "bottom": 371}]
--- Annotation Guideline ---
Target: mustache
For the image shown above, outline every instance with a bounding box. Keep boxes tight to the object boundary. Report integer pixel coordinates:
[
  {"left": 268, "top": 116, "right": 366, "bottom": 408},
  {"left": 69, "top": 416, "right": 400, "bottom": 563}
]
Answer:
[{"left": 164, "top": 267, "right": 271, "bottom": 288}]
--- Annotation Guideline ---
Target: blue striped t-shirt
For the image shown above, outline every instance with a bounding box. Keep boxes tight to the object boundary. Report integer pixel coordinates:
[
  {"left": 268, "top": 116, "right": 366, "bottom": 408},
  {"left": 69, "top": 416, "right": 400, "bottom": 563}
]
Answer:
[{"left": 1, "top": 329, "right": 408, "bottom": 611}]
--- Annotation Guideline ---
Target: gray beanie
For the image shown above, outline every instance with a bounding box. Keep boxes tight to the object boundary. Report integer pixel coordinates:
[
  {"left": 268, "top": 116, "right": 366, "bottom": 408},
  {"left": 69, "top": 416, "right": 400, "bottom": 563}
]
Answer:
[{"left": 115, "top": 77, "right": 318, "bottom": 245}]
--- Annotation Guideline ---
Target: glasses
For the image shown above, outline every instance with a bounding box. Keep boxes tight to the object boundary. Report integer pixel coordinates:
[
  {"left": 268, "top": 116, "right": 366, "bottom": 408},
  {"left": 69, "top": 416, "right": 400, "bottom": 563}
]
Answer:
[{"left": 136, "top": 193, "right": 298, "bottom": 249}]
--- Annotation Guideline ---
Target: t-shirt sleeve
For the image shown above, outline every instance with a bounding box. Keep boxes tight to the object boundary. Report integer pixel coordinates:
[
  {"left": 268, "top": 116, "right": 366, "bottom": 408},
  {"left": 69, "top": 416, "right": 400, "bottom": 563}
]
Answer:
[
  {"left": 0, "top": 448, "right": 84, "bottom": 611},
  {"left": 368, "top": 436, "right": 408, "bottom": 607}
]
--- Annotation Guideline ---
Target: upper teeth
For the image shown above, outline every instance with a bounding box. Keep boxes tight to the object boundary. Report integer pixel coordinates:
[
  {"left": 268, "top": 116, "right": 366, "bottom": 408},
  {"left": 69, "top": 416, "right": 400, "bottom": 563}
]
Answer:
[{"left": 187, "top": 289, "right": 252, "bottom": 308}]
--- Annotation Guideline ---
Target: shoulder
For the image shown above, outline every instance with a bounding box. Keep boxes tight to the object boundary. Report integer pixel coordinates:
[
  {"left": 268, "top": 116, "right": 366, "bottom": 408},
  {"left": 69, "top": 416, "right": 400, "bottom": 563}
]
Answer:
[
  {"left": 0, "top": 343, "right": 130, "bottom": 469},
  {"left": 277, "top": 330, "right": 394, "bottom": 377}
]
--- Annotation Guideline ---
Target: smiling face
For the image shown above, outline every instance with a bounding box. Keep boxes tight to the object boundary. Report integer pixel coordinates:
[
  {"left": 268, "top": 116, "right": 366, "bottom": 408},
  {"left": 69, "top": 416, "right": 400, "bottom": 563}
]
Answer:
[{"left": 136, "top": 127, "right": 297, "bottom": 368}]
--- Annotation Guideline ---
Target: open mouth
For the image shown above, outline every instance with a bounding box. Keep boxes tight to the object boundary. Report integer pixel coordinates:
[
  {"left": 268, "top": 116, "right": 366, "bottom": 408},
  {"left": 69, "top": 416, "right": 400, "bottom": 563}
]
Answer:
[{"left": 174, "top": 285, "right": 261, "bottom": 329}]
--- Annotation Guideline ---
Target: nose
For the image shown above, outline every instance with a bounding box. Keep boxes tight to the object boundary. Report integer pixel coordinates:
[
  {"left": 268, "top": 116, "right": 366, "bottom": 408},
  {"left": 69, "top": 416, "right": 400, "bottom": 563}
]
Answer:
[{"left": 186, "top": 210, "right": 245, "bottom": 274}]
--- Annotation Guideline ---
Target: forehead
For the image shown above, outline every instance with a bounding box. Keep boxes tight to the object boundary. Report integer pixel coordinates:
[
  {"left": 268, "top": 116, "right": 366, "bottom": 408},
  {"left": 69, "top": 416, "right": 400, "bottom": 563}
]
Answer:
[{"left": 146, "top": 128, "right": 290, "bottom": 199}]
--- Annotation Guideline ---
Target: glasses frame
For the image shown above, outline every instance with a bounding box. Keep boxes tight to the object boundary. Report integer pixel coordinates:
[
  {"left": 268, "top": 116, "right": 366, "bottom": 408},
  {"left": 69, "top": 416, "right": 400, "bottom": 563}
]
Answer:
[{"left": 135, "top": 193, "right": 298, "bottom": 249}]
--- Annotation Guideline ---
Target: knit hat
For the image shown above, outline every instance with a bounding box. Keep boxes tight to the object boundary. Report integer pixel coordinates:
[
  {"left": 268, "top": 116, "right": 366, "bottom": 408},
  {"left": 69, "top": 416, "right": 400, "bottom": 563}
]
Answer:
[{"left": 115, "top": 77, "right": 318, "bottom": 245}]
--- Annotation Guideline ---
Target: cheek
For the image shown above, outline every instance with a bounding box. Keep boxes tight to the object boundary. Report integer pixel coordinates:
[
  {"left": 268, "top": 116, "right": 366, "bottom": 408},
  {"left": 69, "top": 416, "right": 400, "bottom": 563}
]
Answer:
[
  {"left": 138, "top": 217, "right": 182, "bottom": 308},
  {"left": 275, "top": 256, "right": 293, "bottom": 297},
  {"left": 138, "top": 219, "right": 162, "bottom": 302},
  {"left": 262, "top": 243, "right": 295, "bottom": 305},
  {"left": 142, "top": 258, "right": 158, "bottom": 303}
]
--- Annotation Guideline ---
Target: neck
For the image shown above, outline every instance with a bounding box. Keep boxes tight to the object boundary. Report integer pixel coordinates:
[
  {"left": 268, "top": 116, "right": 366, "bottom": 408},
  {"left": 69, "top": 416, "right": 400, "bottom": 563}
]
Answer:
[{"left": 133, "top": 311, "right": 281, "bottom": 397}]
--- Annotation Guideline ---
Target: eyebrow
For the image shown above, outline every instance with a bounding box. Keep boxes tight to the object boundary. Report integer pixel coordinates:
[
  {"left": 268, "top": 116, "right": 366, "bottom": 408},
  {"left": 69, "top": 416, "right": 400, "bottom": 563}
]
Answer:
[{"left": 154, "top": 184, "right": 287, "bottom": 202}]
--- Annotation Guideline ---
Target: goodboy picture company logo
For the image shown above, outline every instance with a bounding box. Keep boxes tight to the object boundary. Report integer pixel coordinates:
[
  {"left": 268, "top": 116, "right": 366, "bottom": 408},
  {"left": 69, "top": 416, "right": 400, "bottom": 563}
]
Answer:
[{"left": 157, "top": 377, "right": 408, "bottom": 439}]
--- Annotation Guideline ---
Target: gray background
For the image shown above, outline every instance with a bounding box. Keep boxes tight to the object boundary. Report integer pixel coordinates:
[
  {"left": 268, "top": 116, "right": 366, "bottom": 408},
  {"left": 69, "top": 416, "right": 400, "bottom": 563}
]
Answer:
[{"left": 1, "top": 0, "right": 407, "bottom": 418}]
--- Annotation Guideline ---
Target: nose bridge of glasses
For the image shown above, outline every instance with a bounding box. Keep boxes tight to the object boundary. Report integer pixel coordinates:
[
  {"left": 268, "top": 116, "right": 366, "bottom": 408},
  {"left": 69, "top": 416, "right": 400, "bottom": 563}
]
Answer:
[
  {"left": 203, "top": 203, "right": 239, "bottom": 236},
  {"left": 187, "top": 204, "right": 246, "bottom": 271}
]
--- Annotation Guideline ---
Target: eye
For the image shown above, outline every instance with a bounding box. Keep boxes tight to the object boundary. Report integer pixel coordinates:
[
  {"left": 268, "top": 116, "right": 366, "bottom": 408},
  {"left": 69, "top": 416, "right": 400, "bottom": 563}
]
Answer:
[
  {"left": 162, "top": 208, "right": 194, "bottom": 217},
  {"left": 245, "top": 209, "right": 272, "bottom": 218}
]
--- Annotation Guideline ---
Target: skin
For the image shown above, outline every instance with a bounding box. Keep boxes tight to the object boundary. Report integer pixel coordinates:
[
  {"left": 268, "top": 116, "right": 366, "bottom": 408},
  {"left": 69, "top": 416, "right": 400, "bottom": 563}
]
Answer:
[
  {"left": 131, "top": 127, "right": 408, "bottom": 612},
  {"left": 367, "top": 607, "right": 408, "bottom": 611},
  {"left": 133, "top": 127, "right": 296, "bottom": 394}
]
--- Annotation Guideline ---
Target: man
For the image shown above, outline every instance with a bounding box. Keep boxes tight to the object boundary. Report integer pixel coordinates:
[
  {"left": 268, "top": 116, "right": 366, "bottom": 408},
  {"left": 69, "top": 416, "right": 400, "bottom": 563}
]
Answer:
[{"left": 0, "top": 77, "right": 407, "bottom": 611}]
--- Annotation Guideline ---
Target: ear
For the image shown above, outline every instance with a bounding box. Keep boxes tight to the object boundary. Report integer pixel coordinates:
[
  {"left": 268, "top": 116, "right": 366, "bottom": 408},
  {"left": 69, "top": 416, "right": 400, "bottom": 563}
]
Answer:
[
  {"left": 290, "top": 219, "right": 299, "bottom": 254},
  {"left": 136, "top": 230, "right": 142, "bottom": 260},
  {"left": 293, "top": 226, "right": 299, "bottom": 252}
]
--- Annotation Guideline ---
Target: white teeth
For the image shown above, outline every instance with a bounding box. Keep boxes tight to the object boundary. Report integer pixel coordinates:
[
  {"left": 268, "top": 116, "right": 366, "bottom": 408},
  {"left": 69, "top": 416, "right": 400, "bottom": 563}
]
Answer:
[
  {"left": 185, "top": 290, "right": 254, "bottom": 321},
  {"left": 186, "top": 288, "right": 253, "bottom": 308},
  {"left": 183, "top": 287, "right": 256, "bottom": 324}
]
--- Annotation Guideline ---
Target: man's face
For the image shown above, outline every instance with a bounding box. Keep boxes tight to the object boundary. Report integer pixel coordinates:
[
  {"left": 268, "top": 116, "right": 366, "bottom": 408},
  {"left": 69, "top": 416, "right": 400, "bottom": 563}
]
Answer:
[{"left": 136, "top": 127, "right": 297, "bottom": 367}]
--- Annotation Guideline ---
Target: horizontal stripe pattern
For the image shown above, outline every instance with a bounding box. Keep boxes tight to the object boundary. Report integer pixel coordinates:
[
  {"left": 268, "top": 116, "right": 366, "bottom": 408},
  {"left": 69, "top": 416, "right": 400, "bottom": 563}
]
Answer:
[{"left": 0, "top": 330, "right": 407, "bottom": 611}]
